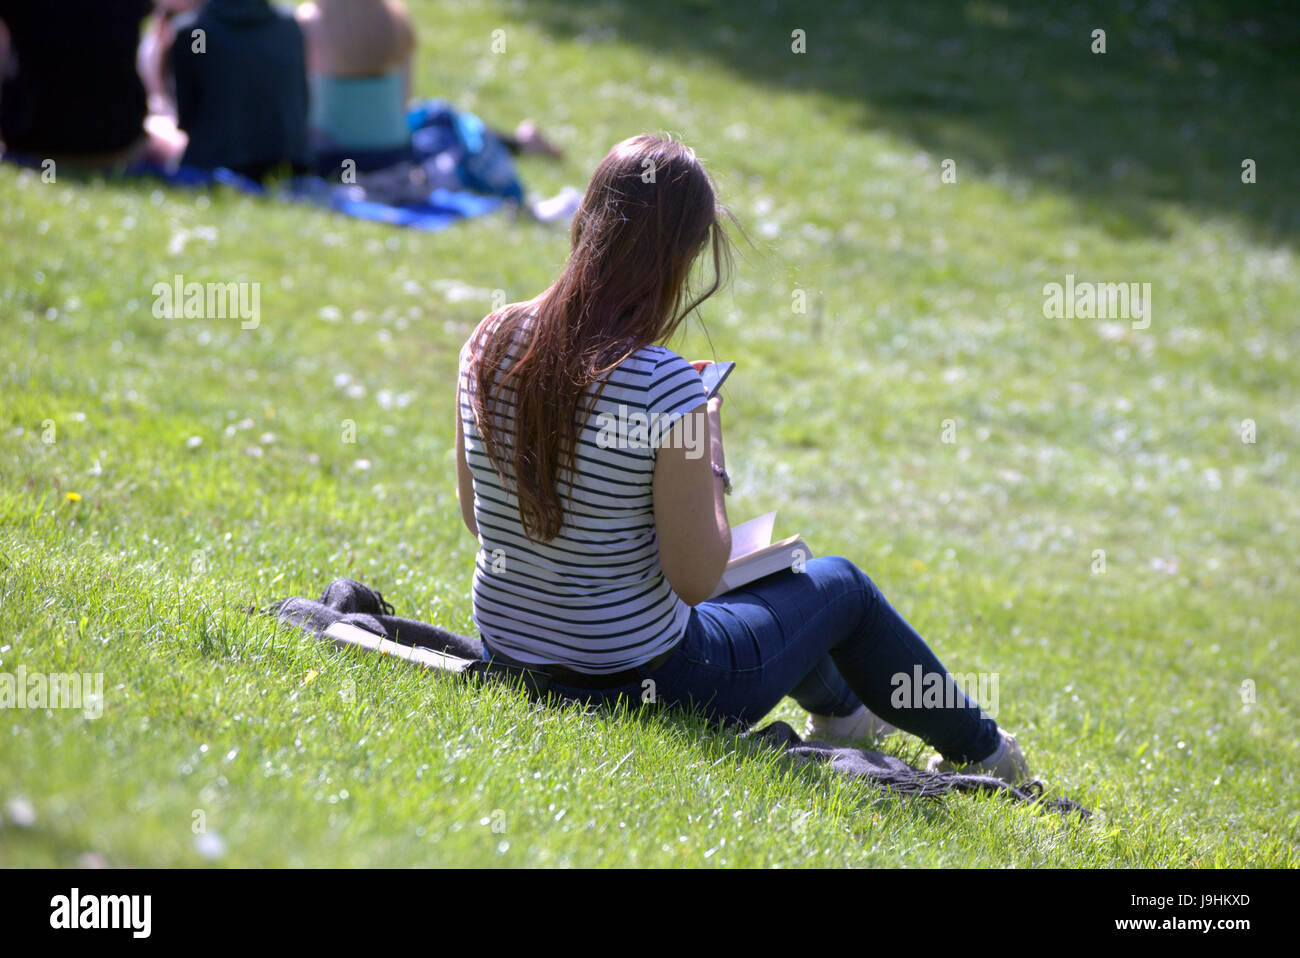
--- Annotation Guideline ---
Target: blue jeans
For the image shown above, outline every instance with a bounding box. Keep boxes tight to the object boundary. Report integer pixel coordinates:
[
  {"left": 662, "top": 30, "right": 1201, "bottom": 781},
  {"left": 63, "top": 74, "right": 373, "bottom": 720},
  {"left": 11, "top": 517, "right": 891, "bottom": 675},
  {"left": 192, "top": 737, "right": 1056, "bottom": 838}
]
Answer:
[{"left": 484, "top": 556, "right": 1001, "bottom": 764}]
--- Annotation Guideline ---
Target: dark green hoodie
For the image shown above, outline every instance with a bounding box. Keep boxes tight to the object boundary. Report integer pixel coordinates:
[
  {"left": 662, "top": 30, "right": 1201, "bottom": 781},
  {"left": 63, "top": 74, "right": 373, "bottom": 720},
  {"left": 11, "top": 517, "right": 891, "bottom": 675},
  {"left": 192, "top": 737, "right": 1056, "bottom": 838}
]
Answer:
[{"left": 172, "top": 0, "right": 310, "bottom": 179}]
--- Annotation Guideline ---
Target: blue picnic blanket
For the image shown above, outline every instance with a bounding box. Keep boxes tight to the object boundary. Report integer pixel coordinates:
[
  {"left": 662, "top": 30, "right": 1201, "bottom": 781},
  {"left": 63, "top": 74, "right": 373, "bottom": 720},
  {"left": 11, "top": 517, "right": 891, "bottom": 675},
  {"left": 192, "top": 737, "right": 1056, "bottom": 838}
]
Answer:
[{"left": 2, "top": 100, "right": 516, "bottom": 232}]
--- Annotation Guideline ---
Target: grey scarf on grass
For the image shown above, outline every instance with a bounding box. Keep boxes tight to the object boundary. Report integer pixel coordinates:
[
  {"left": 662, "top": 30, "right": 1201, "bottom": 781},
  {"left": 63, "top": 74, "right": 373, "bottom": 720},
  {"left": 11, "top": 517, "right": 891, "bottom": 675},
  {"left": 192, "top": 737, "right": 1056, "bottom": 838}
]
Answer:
[{"left": 742, "top": 722, "right": 1090, "bottom": 818}]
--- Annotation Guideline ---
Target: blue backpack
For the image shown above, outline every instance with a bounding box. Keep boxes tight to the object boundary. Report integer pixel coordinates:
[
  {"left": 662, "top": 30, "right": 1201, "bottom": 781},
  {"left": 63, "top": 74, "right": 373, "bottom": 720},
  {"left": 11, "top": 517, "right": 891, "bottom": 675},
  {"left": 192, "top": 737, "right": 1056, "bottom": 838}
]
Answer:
[{"left": 407, "top": 99, "right": 524, "bottom": 203}]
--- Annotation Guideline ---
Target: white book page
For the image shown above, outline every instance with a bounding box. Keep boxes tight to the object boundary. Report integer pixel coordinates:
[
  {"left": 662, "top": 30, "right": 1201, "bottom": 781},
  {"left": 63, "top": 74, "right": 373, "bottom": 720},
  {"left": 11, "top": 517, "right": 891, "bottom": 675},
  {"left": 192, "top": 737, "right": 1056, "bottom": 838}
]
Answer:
[
  {"left": 324, "top": 622, "right": 475, "bottom": 673},
  {"left": 727, "top": 511, "right": 777, "bottom": 561}
]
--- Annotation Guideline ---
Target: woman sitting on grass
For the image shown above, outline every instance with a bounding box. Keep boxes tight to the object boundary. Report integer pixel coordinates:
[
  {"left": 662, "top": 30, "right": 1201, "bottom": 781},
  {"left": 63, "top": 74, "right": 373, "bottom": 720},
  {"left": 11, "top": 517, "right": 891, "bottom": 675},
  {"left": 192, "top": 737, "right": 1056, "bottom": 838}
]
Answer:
[
  {"left": 169, "top": 0, "right": 311, "bottom": 181},
  {"left": 454, "top": 134, "right": 1030, "bottom": 783},
  {"left": 296, "top": 0, "right": 561, "bottom": 176},
  {"left": 0, "top": 0, "right": 182, "bottom": 168},
  {"left": 295, "top": 0, "right": 417, "bottom": 174}
]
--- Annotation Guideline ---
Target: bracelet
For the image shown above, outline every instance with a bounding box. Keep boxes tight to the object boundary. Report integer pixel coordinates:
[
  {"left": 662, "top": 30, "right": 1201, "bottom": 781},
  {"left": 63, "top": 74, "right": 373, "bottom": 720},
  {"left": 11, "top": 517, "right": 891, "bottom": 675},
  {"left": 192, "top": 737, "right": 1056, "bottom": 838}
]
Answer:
[{"left": 711, "top": 462, "right": 732, "bottom": 495}]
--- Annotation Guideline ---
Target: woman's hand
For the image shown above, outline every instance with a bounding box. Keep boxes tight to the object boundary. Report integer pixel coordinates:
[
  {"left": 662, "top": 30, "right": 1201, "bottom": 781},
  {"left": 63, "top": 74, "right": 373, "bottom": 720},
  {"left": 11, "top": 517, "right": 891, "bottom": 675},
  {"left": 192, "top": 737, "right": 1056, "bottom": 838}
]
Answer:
[
  {"left": 690, "top": 360, "right": 725, "bottom": 468},
  {"left": 688, "top": 359, "right": 721, "bottom": 389}
]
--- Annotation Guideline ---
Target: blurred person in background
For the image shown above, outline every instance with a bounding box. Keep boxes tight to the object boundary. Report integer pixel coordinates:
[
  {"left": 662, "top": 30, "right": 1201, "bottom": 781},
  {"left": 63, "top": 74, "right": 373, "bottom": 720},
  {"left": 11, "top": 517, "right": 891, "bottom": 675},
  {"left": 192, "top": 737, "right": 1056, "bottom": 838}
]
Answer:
[
  {"left": 170, "top": 0, "right": 311, "bottom": 181},
  {"left": 0, "top": 0, "right": 181, "bottom": 167},
  {"left": 297, "top": 0, "right": 562, "bottom": 176},
  {"left": 297, "top": 0, "right": 417, "bottom": 173}
]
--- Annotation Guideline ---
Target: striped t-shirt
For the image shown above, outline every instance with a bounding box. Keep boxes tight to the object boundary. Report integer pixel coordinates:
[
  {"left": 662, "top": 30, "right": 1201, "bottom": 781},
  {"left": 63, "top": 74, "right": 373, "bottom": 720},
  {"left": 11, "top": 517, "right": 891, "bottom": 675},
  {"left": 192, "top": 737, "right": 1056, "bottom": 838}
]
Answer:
[{"left": 458, "top": 313, "right": 707, "bottom": 673}]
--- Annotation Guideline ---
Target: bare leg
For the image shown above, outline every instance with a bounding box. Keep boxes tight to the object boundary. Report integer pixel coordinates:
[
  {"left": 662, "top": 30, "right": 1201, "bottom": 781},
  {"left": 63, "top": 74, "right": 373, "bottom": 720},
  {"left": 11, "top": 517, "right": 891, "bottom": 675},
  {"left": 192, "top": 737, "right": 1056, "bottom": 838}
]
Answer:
[{"left": 511, "top": 120, "right": 563, "bottom": 158}]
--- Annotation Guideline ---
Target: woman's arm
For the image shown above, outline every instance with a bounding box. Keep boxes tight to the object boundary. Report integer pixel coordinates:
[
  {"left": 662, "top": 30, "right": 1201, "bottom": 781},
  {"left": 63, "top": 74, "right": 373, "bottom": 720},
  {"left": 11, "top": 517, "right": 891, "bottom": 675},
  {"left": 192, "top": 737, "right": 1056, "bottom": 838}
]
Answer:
[
  {"left": 295, "top": 2, "right": 324, "bottom": 74},
  {"left": 653, "top": 398, "right": 731, "bottom": 605},
  {"left": 388, "top": 0, "right": 415, "bottom": 100}
]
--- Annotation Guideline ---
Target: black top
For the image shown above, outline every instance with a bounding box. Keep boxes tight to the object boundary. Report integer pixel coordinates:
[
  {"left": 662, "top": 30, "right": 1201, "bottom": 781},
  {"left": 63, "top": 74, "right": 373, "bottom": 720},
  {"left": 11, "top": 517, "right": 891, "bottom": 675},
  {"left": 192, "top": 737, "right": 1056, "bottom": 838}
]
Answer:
[
  {"left": 0, "top": 0, "right": 152, "bottom": 156},
  {"left": 171, "top": 0, "right": 311, "bottom": 179}
]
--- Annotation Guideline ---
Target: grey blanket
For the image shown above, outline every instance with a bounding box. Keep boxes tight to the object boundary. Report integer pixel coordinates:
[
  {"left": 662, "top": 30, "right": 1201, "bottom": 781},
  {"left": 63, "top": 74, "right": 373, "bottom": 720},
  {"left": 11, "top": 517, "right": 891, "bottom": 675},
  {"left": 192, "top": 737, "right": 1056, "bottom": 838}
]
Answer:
[{"left": 743, "top": 721, "right": 1090, "bottom": 818}]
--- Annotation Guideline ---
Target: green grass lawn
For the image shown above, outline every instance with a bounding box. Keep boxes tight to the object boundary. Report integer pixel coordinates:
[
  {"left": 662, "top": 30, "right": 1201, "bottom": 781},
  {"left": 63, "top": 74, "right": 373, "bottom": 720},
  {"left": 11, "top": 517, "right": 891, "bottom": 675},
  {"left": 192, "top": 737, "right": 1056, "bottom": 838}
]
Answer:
[{"left": 1, "top": 0, "right": 1297, "bottom": 867}]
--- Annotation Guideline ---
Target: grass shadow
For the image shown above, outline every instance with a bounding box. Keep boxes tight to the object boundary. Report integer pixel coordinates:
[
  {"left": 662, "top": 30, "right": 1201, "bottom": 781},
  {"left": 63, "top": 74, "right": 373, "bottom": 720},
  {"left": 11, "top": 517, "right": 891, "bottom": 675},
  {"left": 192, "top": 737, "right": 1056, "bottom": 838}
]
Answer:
[{"left": 518, "top": 0, "right": 1300, "bottom": 246}]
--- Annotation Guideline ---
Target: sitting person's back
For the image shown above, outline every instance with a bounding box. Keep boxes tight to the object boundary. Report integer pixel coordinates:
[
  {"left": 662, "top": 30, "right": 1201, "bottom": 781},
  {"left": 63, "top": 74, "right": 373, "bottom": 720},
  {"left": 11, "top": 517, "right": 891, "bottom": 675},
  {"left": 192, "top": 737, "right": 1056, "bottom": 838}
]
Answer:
[
  {"left": 171, "top": 0, "right": 310, "bottom": 180},
  {"left": 460, "top": 307, "right": 707, "bottom": 673},
  {"left": 0, "top": 0, "right": 152, "bottom": 162},
  {"left": 296, "top": 0, "right": 415, "bottom": 173}
]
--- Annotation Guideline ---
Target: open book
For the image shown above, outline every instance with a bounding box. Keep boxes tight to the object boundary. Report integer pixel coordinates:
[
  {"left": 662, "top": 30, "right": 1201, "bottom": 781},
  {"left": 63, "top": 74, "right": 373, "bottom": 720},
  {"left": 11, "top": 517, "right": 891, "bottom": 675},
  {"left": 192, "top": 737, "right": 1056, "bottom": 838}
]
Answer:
[
  {"left": 709, "top": 511, "right": 814, "bottom": 598},
  {"left": 322, "top": 621, "right": 479, "bottom": 674}
]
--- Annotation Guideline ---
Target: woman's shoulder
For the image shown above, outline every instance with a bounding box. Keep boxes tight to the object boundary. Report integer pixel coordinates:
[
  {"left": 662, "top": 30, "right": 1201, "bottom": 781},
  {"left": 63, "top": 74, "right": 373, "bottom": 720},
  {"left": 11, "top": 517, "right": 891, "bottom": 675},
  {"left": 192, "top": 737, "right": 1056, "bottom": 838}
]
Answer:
[
  {"left": 460, "top": 303, "right": 535, "bottom": 360},
  {"left": 621, "top": 343, "right": 695, "bottom": 378},
  {"left": 611, "top": 344, "right": 703, "bottom": 411}
]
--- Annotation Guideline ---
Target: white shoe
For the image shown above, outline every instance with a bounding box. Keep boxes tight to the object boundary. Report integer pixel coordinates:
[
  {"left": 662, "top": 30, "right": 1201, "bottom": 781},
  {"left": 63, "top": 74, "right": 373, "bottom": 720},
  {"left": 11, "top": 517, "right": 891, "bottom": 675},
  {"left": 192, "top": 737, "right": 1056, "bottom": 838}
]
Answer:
[
  {"left": 804, "top": 705, "right": 898, "bottom": 744},
  {"left": 927, "top": 729, "right": 1030, "bottom": 785},
  {"left": 531, "top": 186, "right": 582, "bottom": 224}
]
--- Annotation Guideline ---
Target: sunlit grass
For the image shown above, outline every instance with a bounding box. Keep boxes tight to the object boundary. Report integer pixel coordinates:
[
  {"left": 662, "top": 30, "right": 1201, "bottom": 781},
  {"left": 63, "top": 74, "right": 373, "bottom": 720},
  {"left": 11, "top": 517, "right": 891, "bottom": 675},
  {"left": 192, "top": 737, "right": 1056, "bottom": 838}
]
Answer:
[{"left": 1, "top": 0, "right": 1296, "bottom": 866}]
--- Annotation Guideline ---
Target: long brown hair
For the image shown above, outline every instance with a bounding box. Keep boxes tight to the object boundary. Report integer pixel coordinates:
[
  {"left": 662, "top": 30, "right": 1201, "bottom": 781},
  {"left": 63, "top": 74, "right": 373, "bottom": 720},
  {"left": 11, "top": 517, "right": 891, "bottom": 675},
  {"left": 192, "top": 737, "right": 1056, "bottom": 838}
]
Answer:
[{"left": 469, "top": 134, "right": 732, "bottom": 541}]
